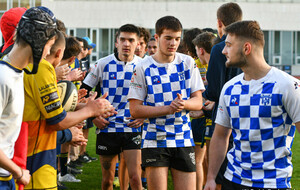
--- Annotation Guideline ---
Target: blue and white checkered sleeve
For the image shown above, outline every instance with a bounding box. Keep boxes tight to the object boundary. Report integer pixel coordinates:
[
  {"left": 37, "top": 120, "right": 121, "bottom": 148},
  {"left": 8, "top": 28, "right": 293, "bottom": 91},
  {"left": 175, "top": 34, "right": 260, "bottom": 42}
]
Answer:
[
  {"left": 215, "top": 85, "right": 231, "bottom": 128},
  {"left": 282, "top": 76, "right": 300, "bottom": 123},
  {"left": 83, "top": 60, "right": 102, "bottom": 88},
  {"left": 128, "top": 63, "right": 146, "bottom": 101}
]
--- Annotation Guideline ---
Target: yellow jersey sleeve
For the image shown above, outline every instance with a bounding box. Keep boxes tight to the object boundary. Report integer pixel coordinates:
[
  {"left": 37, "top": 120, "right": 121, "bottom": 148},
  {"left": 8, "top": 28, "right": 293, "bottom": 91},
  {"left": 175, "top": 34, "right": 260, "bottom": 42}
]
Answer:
[{"left": 23, "top": 59, "right": 66, "bottom": 125}]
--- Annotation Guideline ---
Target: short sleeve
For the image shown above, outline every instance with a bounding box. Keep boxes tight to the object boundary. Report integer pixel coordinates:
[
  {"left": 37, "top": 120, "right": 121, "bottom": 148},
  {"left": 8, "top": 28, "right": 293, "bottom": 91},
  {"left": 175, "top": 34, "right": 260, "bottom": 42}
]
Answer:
[
  {"left": 83, "top": 60, "right": 102, "bottom": 88},
  {"left": 282, "top": 77, "right": 300, "bottom": 123},
  {"left": 189, "top": 57, "right": 205, "bottom": 93},
  {"left": 215, "top": 85, "right": 231, "bottom": 128},
  {"left": 28, "top": 60, "right": 66, "bottom": 125},
  {"left": 128, "top": 63, "right": 147, "bottom": 101}
]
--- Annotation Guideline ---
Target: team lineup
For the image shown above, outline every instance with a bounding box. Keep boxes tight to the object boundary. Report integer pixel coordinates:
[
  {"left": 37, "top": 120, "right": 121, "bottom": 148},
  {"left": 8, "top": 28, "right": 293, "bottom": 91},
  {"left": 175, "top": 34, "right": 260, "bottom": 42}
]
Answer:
[{"left": 0, "top": 2, "right": 300, "bottom": 190}]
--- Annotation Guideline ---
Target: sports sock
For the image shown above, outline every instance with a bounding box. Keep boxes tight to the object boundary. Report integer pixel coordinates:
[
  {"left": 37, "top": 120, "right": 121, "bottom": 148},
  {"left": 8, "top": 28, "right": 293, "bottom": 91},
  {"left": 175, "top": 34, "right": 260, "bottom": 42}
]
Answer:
[{"left": 59, "top": 152, "right": 68, "bottom": 176}]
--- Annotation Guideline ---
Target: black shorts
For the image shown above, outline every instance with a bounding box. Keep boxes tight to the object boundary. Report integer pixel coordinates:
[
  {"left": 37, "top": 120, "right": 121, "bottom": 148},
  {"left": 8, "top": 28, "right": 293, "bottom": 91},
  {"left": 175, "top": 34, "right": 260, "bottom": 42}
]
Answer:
[
  {"left": 142, "top": 147, "right": 196, "bottom": 172},
  {"left": 221, "top": 178, "right": 291, "bottom": 190},
  {"left": 96, "top": 132, "right": 141, "bottom": 155},
  {"left": 191, "top": 117, "right": 206, "bottom": 145},
  {"left": 83, "top": 118, "right": 94, "bottom": 129}
]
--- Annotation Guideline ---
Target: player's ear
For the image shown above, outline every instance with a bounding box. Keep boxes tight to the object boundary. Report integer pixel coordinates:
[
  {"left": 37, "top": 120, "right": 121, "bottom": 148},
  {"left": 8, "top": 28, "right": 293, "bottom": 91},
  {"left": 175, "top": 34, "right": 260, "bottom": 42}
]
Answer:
[
  {"left": 55, "top": 49, "right": 62, "bottom": 58},
  {"left": 244, "top": 42, "right": 251, "bottom": 55}
]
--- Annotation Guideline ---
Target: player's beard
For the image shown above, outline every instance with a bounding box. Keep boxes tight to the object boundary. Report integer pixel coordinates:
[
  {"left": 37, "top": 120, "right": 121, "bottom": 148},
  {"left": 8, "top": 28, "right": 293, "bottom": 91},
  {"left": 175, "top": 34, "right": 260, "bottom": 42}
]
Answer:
[{"left": 225, "top": 47, "right": 247, "bottom": 68}]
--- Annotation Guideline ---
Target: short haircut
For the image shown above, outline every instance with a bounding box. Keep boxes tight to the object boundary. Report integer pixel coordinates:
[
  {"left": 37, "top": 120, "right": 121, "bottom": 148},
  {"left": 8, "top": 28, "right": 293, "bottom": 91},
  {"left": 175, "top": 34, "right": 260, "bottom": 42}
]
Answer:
[
  {"left": 56, "top": 19, "right": 66, "bottom": 34},
  {"left": 217, "top": 2, "right": 242, "bottom": 26},
  {"left": 116, "top": 24, "right": 140, "bottom": 38},
  {"left": 155, "top": 16, "right": 182, "bottom": 36},
  {"left": 183, "top": 28, "right": 202, "bottom": 57},
  {"left": 149, "top": 37, "right": 156, "bottom": 42},
  {"left": 138, "top": 27, "right": 151, "bottom": 44},
  {"left": 225, "top": 20, "right": 265, "bottom": 47},
  {"left": 76, "top": 37, "right": 89, "bottom": 50},
  {"left": 62, "top": 36, "right": 81, "bottom": 60},
  {"left": 50, "top": 31, "right": 66, "bottom": 54},
  {"left": 192, "top": 32, "right": 216, "bottom": 54}
]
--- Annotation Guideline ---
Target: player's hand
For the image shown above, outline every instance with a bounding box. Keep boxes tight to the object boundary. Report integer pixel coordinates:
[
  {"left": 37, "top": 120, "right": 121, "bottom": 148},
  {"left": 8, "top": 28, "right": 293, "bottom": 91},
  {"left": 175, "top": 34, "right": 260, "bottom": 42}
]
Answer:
[
  {"left": 67, "top": 69, "right": 83, "bottom": 81},
  {"left": 203, "top": 179, "right": 216, "bottom": 190},
  {"left": 93, "top": 116, "right": 110, "bottom": 129},
  {"left": 55, "top": 64, "right": 71, "bottom": 81},
  {"left": 14, "top": 168, "right": 31, "bottom": 186},
  {"left": 127, "top": 117, "right": 144, "bottom": 128},
  {"left": 169, "top": 93, "right": 185, "bottom": 113},
  {"left": 77, "top": 70, "right": 86, "bottom": 81},
  {"left": 87, "top": 92, "right": 117, "bottom": 118},
  {"left": 189, "top": 110, "right": 204, "bottom": 118},
  {"left": 78, "top": 89, "right": 88, "bottom": 103},
  {"left": 203, "top": 100, "right": 215, "bottom": 111},
  {"left": 69, "top": 126, "right": 87, "bottom": 146}
]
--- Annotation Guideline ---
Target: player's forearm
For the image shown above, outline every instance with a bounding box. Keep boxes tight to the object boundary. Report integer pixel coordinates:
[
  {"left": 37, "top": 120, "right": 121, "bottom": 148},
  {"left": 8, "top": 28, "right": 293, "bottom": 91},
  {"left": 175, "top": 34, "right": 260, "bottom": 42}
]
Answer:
[
  {"left": 50, "top": 107, "right": 93, "bottom": 131},
  {"left": 184, "top": 91, "right": 203, "bottom": 111},
  {"left": 130, "top": 104, "right": 173, "bottom": 119},
  {"left": 0, "top": 149, "right": 22, "bottom": 178},
  {"left": 207, "top": 124, "right": 231, "bottom": 181}
]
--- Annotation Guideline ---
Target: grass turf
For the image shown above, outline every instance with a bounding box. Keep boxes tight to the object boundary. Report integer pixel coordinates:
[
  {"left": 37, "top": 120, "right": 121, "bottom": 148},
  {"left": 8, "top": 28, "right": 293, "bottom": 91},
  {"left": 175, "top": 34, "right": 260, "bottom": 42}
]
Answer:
[{"left": 64, "top": 129, "right": 300, "bottom": 189}]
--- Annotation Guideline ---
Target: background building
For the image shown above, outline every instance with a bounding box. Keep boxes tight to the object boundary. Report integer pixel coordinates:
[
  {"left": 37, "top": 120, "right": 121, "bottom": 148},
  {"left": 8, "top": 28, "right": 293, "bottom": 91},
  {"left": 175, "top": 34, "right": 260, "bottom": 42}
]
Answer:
[{"left": 1, "top": 0, "right": 300, "bottom": 75}]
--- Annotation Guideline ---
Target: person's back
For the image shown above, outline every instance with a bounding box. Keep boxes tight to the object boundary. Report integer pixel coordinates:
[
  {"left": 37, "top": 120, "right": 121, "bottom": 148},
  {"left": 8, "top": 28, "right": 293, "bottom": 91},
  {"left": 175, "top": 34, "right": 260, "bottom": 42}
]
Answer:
[{"left": 201, "top": 3, "right": 243, "bottom": 189}]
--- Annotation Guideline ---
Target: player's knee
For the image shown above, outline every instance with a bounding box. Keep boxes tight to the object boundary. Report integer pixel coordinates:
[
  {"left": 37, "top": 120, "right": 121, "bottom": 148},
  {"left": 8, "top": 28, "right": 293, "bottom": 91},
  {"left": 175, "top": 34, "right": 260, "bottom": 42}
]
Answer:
[
  {"left": 129, "top": 173, "right": 141, "bottom": 186},
  {"left": 102, "top": 177, "right": 114, "bottom": 188}
]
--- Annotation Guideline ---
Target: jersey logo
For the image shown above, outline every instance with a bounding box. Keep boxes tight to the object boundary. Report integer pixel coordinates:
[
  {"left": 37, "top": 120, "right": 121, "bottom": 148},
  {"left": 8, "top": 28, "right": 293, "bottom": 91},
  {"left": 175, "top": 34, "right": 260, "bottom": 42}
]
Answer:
[
  {"left": 294, "top": 81, "right": 300, "bottom": 89},
  {"left": 109, "top": 73, "right": 117, "bottom": 79},
  {"left": 230, "top": 95, "right": 239, "bottom": 106},
  {"left": 45, "top": 101, "right": 61, "bottom": 113},
  {"left": 179, "top": 72, "right": 185, "bottom": 81},
  {"left": 41, "top": 92, "right": 59, "bottom": 105},
  {"left": 260, "top": 94, "right": 272, "bottom": 106},
  {"left": 152, "top": 76, "right": 161, "bottom": 84}
]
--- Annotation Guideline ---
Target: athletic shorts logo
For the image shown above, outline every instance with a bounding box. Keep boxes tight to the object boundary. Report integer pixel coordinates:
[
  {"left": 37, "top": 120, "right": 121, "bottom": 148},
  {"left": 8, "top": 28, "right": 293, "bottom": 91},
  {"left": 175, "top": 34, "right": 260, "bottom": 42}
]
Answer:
[
  {"left": 132, "top": 135, "right": 141, "bottom": 145},
  {"left": 146, "top": 159, "right": 156, "bottom": 163},
  {"left": 97, "top": 145, "right": 107, "bottom": 150},
  {"left": 189, "top": 152, "right": 196, "bottom": 165}
]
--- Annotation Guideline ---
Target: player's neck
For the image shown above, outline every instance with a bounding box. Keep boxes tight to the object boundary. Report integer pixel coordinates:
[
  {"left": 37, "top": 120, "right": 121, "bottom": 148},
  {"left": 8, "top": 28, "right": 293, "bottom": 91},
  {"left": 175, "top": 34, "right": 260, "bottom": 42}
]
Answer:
[
  {"left": 7, "top": 44, "right": 32, "bottom": 69},
  {"left": 242, "top": 59, "right": 271, "bottom": 81},
  {"left": 153, "top": 51, "right": 175, "bottom": 64},
  {"left": 119, "top": 53, "right": 134, "bottom": 63}
]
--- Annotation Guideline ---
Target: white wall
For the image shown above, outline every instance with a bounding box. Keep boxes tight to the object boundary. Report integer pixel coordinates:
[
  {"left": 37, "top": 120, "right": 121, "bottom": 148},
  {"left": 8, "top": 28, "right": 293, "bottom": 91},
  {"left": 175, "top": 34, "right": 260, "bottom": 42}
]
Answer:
[{"left": 42, "top": 0, "right": 300, "bottom": 30}]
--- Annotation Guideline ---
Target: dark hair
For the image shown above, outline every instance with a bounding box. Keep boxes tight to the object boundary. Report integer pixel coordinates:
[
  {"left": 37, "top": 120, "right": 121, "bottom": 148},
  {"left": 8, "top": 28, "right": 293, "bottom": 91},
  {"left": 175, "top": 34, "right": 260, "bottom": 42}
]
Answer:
[
  {"left": 56, "top": 19, "right": 66, "bottom": 34},
  {"left": 116, "top": 24, "right": 140, "bottom": 38},
  {"left": 192, "top": 32, "right": 216, "bottom": 54},
  {"left": 183, "top": 28, "right": 202, "bottom": 58},
  {"left": 155, "top": 16, "right": 182, "bottom": 36},
  {"left": 149, "top": 37, "right": 156, "bottom": 42},
  {"left": 62, "top": 36, "right": 81, "bottom": 60},
  {"left": 50, "top": 31, "right": 65, "bottom": 54},
  {"left": 76, "top": 37, "right": 88, "bottom": 50},
  {"left": 177, "top": 41, "right": 187, "bottom": 54},
  {"left": 225, "top": 20, "right": 265, "bottom": 47},
  {"left": 138, "top": 27, "right": 151, "bottom": 44},
  {"left": 217, "top": 2, "right": 242, "bottom": 26}
]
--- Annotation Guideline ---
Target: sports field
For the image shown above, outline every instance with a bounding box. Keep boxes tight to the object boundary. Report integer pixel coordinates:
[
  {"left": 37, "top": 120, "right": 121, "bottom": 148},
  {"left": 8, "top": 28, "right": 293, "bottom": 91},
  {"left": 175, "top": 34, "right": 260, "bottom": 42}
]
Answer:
[{"left": 64, "top": 129, "right": 300, "bottom": 190}]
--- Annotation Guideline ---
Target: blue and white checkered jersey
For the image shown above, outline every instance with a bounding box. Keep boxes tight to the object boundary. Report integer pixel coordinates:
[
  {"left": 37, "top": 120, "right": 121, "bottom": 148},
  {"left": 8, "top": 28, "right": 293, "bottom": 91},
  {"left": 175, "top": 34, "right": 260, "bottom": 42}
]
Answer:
[
  {"left": 128, "top": 53, "right": 205, "bottom": 148},
  {"left": 216, "top": 67, "right": 300, "bottom": 189},
  {"left": 83, "top": 54, "right": 142, "bottom": 133}
]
